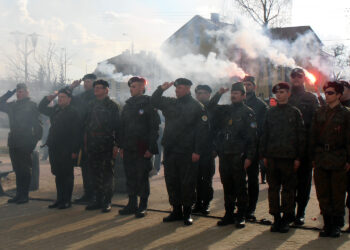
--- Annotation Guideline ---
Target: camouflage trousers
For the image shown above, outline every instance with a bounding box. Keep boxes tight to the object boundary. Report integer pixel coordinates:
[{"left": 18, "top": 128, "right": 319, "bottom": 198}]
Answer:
[
  {"left": 88, "top": 152, "right": 115, "bottom": 202},
  {"left": 123, "top": 150, "right": 152, "bottom": 198},
  {"left": 219, "top": 153, "right": 248, "bottom": 214},
  {"left": 266, "top": 158, "right": 297, "bottom": 215},
  {"left": 314, "top": 167, "right": 347, "bottom": 216},
  {"left": 163, "top": 150, "right": 198, "bottom": 207}
]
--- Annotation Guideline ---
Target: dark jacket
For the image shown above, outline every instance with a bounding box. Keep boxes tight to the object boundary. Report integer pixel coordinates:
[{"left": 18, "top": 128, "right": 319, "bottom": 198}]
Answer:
[
  {"left": 85, "top": 96, "right": 120, "bottom": 154},
  {"left": 120, "top": 95, "right": 160, "bottom": 155},
  {"left": 289, "top": 85, "right": 319, "bottom": 130},
  {"left": 260, "top": 103, "right": 306, "bottom": 159},
  {"left": 0, "top": 91, "right": 42, "bottom": 150},
  {"left": 208, "top": 92, "right": 257, "bottom": 160},
  {"left": 38, "top": 97, "right": 80, "bottom": 153},
  {"left": 245, "top": 92, "right": 268, "bottom": 137},
  {"left": 309, "top": 104, "right": 350, "bottom": 170},
  {"left": 151, "top": 86, "right": 208, "bottom": 154}
]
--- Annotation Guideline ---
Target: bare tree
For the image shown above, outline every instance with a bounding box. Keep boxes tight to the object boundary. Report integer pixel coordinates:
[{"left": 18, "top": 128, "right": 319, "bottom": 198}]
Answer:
[{"left": 233, "top": 0, "right": 292, "bottom": 27}]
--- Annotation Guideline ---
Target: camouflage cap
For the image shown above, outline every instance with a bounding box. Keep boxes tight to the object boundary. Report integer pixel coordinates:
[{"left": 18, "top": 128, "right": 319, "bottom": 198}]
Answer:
[
  {"left": 93, "top": 79, "right": 109, "bottom": 88},
  {"left": 231, "top": 82, "right": 246, "bottom": 94},
  {"left": 323, "top": 81, "right": 344, "bottom": 94},
  {"left": 82, "top": 73, "right": 97, "bottom": 81},
  {"left": 16, "top": 83, "right": 27, "bottom": 90},
  {"left": 195, "top": 84, "right": 212, "bottom": 93},
  {"left": 174, "top": 78, "right": 193, "bottom": 87},
  {"left": 272, "top": 82, "right": 290, "bottom": 94},
  {"left": 243, "top": 75, "right": 255, "bottom": 85}
]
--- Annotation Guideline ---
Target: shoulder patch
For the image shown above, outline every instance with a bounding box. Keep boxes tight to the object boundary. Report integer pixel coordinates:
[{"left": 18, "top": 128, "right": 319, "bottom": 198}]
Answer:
[
  {"left": 202, "top": 115, "right": 208, "bottom": 122},
  {"left": 250, "top": 122, "right": 257, "bottom": 128}
]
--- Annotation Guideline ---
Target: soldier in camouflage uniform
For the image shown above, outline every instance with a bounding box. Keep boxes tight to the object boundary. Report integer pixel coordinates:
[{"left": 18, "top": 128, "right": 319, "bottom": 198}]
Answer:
[
  {"left": 208, "top": 82, "right": 257, "bottom": 229},
  {"left": 0, "top": 83, "right": 42, "bottom": 204},
  {"left": 310, "top": 81, "right": 350, "bottom": 238},
  {"left": 192, "top": 84, "right": 216, "bottom": 215},
  {"left": 39, "top": 88, "right": 80, "bottom": 209},
  {"left": 260, "top": 82, "right": 306, "bottom": 233},
  {"left": 85, "top": 80, "right": 120, "bottom": 213},
  {"left": 288, "top": 68, "right": 320, "bottom": 225},
  {"left": 151, "top": 78, "right": 208, "bottom": 226},
  {"left": 70, "top": 73, "right": 97, "bottom": 203},
  {"left": 243, "top": 76, "right": 269, "bottom": 221},
  {"left": 119, "top": 77, "right": 160, "bottom": 218}
]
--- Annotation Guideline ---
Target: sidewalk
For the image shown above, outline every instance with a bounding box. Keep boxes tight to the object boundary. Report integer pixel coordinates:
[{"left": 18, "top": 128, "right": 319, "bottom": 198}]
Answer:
[{"left": 0, "top": 156, "right": 349, "bottom": 250}]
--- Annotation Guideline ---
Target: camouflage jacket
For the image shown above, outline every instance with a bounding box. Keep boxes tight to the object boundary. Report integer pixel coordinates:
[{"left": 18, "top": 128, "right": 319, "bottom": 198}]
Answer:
[
  {"left": 260, "top": 103, "right": 306, "bottom": 159},
  {"left": 0, "top": 92, "right": 42, "bottom": 150},
  {"left": 85, "top": 96, "right": 120, "bottom": 154},
  {"left": 208, "top": 92, "right": 257, "bottom": 160},
  {"left": 120, "top": 95, "right": 160, "bottom": 155},
  {"left": 309, "top": 104, "right": 350, "bottom": 170},
  {"left": 245, "top": 92, "right": 269, "bottom": 137},
  {"left": 151, "top": 86, "right": 208, "bottom": 155}
]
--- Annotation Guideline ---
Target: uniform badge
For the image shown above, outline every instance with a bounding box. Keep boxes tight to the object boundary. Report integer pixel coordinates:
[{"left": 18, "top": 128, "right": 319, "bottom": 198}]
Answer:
[
  {"left": 139, "top": 109, "right": 144, "bottom": 115},
  {"left": 202, "top": 115, "right": 208, "bottom": 122},
  {"left": 250, "top": 122, "right": 257, "bottom": 128},
  {"left": 228, "top": 119, "right": 233, "bottom": 125}
]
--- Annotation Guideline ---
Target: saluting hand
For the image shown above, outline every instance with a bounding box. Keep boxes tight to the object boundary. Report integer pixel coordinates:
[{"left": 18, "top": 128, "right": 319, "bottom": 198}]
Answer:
[
  {"left": 192, "top": 153, "right": 200, "bottom": 163},
  {"left": 161, "top": 82, "right": 174, "bottom": 91},
  {"left": 70, "top": 79, "right": 82, "bottom": 89},
  {"left": 47, "top": 92, "right": 58, "bottom": 101},
  {"left": 218, "top": 87, "right": 229, "bottom": 94}
]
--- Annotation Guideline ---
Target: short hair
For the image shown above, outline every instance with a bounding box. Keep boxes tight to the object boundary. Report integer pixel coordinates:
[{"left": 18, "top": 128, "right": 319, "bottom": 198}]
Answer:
[
  {"left": 128, "top": 76, "right": 147, "bottom": 87},
  {"left": 323, "top": 81, "right": 344, "bottom": 94},
  {"left": 93, "top": 79, "right": 109, "bottom": 88}
]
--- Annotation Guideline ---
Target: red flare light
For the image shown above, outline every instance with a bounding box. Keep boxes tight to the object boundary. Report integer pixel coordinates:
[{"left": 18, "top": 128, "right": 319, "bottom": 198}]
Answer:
[{"left": 305, "top": 71, "right": 317, "bottom": 85}]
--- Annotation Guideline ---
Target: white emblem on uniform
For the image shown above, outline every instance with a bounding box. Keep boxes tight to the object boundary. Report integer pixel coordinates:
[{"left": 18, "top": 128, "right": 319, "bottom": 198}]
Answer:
[
  {"left": 250, "top": 122, "right": 257, "bottom": 128},
  {"left": 202, "top": 115, "right": 208, "bottom": 122},
  {"left": 139, "top": 109, "right": 144, "bottom": 115}
]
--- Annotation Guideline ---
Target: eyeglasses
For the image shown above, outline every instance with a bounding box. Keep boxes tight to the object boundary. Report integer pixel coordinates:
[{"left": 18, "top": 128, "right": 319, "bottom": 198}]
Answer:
[
  {"left": 291, "top": 73, "right": 304, "bottom": 79},
  {"left": 325, "top": 91, "right": 336, "bottom": 95}
]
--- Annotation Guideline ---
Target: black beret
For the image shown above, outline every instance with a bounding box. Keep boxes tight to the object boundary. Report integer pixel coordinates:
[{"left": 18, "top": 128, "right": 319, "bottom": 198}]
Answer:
[
  {"left": 82, "top": 73, "right": 97, "bottom": 81},
  {"left": 174, "top": 78, "right": 193, "bottom": 87},
  {"left": 290, "top": 68, "right": 305, "bottom": 77},
  {"left": 195, "top": 85, "right": 212, "bottom": 93},
  {"left": 58, "top": 87, "right": 72, "bottom": 97},
  {"left": 243, "top": 76, "right": 255, "bottom": 85},
  {"left": 93, "top": 79, "right": 109, "bottom": 88},
  {"left": 231, "top": 82, "right": 246, "bottom": 94},
  {"left": 323, "top": 81, "right": 344, "bottom": 94},
  {"left": 128, "top": 76, "right": 147, "bottom": 87},
  {"left": 16, "top": 83, "right": 27, "bottom": 90},
  {"left": 272, "top": 82, "right": 290, "bottom": 94}
]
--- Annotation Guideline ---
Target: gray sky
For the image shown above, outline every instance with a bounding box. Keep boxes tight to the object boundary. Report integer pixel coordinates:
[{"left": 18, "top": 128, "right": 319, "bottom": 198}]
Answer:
[{"left": 0, "top": 0, "right": 349, "bottom": 81}]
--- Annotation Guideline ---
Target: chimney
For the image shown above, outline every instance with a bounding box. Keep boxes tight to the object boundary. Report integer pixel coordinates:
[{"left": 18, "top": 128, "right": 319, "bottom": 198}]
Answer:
[{"left": 211, "top": 13, "right": 220, "bottom": 23}]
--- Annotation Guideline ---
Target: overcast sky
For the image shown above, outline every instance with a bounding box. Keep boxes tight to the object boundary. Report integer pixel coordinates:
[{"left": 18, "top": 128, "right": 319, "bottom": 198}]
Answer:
[{"left": 0, "top": 0, "right": 349, "bottom": 81}]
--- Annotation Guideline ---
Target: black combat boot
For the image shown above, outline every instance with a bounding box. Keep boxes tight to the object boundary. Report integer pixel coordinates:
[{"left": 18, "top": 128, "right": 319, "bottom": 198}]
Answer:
[
  {"left": 183, "top": 206, "right": 193, "bottom": 226},
  {"left": 86, "top": 194, "right": 102, "bottom": 210},
  {"left": 279, "top": 213, "right": 291, "bottom": 233},
  {"left": 270, "top": 214, "right": 281, "bottom": 232},
  {"left": 192, "top": 202, "right": 203, "bottom": 214},
  {"left": 294, "top": 206, "right": 306, "bottom": 226},
  {"left": 75, "top": 194, "right": 92, "bottom": 203},
  {"left": 217, "top": 211, "right": 235, "bottom": 226},
  {"left": 135, "top": 197, "right": 148, "bottom": 218},
  {"left": 8, "top": 178, "right": 21, "bottom": 203},
  {"left": 119, "top": 195, "right": 137, "bottom": 215},
  {"left": 201, "top": 202, "right": 210, "bottom": 215},
  {"left": 235, "top": 212, "right": 246, "bottom": 229},
  {"left": 319, "top": 215, "right": 332, "bottom": 237},
  {"left": 347, "top": 213, "right": 350, "bottom": 232},
  {"left": 163, "top": 205, "right": 183, "bottom": 222},
  {"left": 16, "top": 176, "right": 30, "bottom": 204},
  {"left": 245, "top": 210, "right": 257, "bottom": 222},
  {"left": 330, "top": 216, "right": 343, "bottom": 238},
  {"left": 102, "top": 196, "right": 112, "bottom": 213}
]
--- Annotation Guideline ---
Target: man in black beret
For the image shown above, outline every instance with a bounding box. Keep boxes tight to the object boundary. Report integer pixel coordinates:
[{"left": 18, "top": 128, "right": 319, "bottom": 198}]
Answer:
[
  {"left": 288, "top": 68, "right": 320, "bottom": 226},
  {"left": 208, "top": 82, "right": 257, "bottom": 229},
  {"left": 310, "top": 81, "right": 350, "bottom": 237},
  {"left": 151, "top": 78, "right": 209, "bottom": 226},
  {"left": 243, "top": 75, "right": 269, "bottom": 221},
  {"left": 192, "top": 84, "right": 216, "bottom": 215},
  {"left": 85, "top": 79, "right": 120, "bottom": 213},
  {"left": 38, "top": 87, "right": 80, "bottom": 209},
  {"left": 119, "top": 76, "right": 160, "bottom": 218},
  {"left": 69, "top": 73, "right": 97, "bottom": 203},
  {"left": 260, "top": 82, "right": 305, "bottom": 233},
  {"left": 0, "top": 83, "right": 42, "bottom": 204}
]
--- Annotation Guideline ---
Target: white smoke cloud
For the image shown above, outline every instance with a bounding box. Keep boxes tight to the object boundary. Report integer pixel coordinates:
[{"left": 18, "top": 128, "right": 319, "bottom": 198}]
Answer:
[{"left": 96, "top": 61, "right": 133, "bottom": 83}]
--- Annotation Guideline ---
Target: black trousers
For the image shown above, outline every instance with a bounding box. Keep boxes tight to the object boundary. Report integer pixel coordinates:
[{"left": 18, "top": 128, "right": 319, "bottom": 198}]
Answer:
[
  {"left": 9, "top": 147, "right": 33, "bottom": 196},
  {"left": 123, "top": 150, "right": 152, "bottom": 198},
  {"left": 246, "top": 156, "right": 259, "bottom": 213},
  {"left": 295, "top": 158, "right": 312, "bottom": 215},
  {"left": 346, "top": 172, "right": 350, "bottom": 209},
  {"left": 49, "top": 148, "right": 74, "bottom": 203},
  {"left": 219, "top": 153, "right": 248, "bottom": 214},
  {"left": 195, "top": 153, "right": 215, "bottom": 205},
  {"left": 80, "top": 149, "right": 93, "bottom": 198},
  {"left": 163, "top": 150, "right": 198, "bottom": 207}
]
